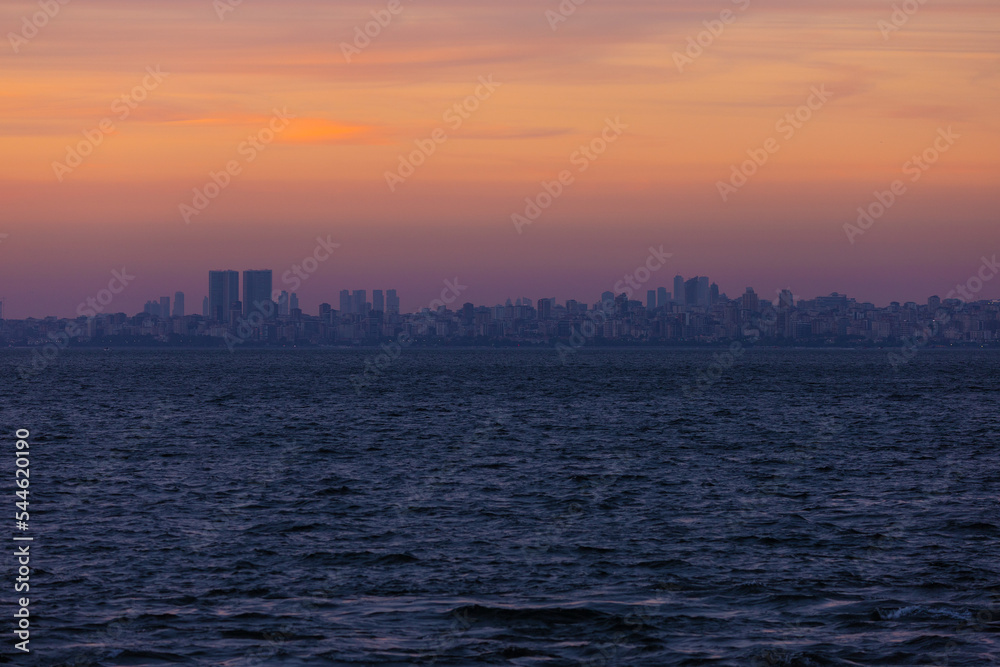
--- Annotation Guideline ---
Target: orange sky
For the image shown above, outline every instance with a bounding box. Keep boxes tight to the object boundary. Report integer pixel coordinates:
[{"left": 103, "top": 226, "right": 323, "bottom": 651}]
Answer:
[{"left": 1, "top": 0, "right": 998, "bottom": 316}]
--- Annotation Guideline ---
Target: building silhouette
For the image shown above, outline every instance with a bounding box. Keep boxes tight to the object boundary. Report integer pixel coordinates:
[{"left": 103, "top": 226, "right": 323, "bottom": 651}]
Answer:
[
  {"left": 657, "top": 287, "right": 669, "bottom": 309},
  {"left": 209, "top": 270, "right": 239, "bottom": 322},
  {"left": 243, "top": 270, "right": 273, "bottom": 318},
  {"left": 352, "top": 290, "right": 367, "bottom": 316}
]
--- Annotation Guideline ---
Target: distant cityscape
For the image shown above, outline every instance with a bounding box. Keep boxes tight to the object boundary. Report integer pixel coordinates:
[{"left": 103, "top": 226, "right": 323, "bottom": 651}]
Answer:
[{"left": 1, "top": 269, "right": 999, "bottom": 349}]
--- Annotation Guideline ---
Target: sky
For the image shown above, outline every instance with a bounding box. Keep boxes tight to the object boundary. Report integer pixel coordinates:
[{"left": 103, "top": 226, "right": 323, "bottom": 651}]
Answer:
[{"left": 1, "top": 0, "right": 998, "bottom": 317}]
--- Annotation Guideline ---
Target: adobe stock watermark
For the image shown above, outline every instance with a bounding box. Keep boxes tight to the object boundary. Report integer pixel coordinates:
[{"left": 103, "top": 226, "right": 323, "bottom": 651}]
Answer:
[
  {"left": 844, "top": 126, "right": 958, "bottom": 244},
  {"left": 384, "top": 76, "right": 501, "bottom": 192},
  {"left": 716, "top": 84, "right": 832, "bottom": 202},
  {"left": 512, "top": 117, "right": 628, "bottom": 234},
  {"left": 340, "top": 0, "right": 413, "bottom": 62},
  {"left": 681, "top": 309, "right": 777, "bottom": 397},
  {"left": 672, "top": 0, "right": 750, "bottom": 73},
  {"left": 351, "top": 278, "right": 468, "bottom": 393},
  {"left": 18, "top": 268, "right": 135, "bottom": 379},
  {"left": 179, "top": 108, "right": 296, "bottom": 224},
  {"left": 556, "top": 246, "right": 671, "bottom": 363},
  {"left": 223, "top": 236, "right": 339, "bottom": 351},
  {"left": 280, "top": 236, "right": 340, "bottom": 292},
  {"left": 52, "top": 66, "right": 169, "bottom": 182},
  {"left": 947, "top": 254, "right": 999, "bottom": 304},
  {"left": 545, "top": 0, "right": 587, "bottom": 31},
  {"left": 7, "top": 0, "right": 70, "bottom": 54},
  {"left": 878, "top": 0, "right": 928, "bottom": 40},
  {"left": 888, "top": 254, "right": 998, "bottom": 370},
  {"left": 213, "top": 0, "right": 244, "bottom": 21}
]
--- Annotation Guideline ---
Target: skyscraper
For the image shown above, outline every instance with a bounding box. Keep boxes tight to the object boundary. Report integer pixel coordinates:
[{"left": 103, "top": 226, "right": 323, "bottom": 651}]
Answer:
[
  {"left": 242, "top": 270, "right": 273, "bottom": 317},
  {"left": 290, "top": 293, "right": 299, "bottom": 312},
  {"left": 339, "top": 289, "right": 351, "bottom": 314},
  {"left": 673, "top": 275, "right": 685, "bottom": 306},
  {"left": 697, "top": 276, "right": 710, "bottom": 308},
  {"left": 202, "top": 296, "right": 209, "bottom": 317},
  {"left": 352, "top": 290, "right": 367, "bottom": 316},
  {"left": 684, "top": 278, "right": 699, "bottom": 307},
  {"left": 209, "top": 270, "right": 239, "bottom": 322},
  {"left": 173, "top": 292, "right": 185, "bottom": 317},
  {"left": 278, "top": 290, "right": 290, "bottom": 317},
  {"left": 538, "top": 298, "right": 553, "bottom": 320},
  {"left": 647, "top": 290, "right": 656, "bottom": 311},
  {"left": 160, "top": 296, "right": 170, "bottom": 319},
  {"left": 386, "top": 289, "right": 400, "bottom": 315},
  {"left": 657, "top": 287, "right": 668, "bottom": 309},
  {"left": 373, "top": 290, "right": 384, "bottom": 313}
]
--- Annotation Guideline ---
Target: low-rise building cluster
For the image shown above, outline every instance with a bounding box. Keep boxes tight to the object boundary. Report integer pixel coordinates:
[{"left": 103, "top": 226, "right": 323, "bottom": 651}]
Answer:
[{"left": 2, "top": 288, "right": 998, "bottom": 348}]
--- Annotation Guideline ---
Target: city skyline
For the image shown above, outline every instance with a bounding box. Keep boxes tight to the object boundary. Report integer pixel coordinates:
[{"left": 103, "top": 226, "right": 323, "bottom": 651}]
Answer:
[
  {"left": 3, "top": 264, "right": 999, "bottom": 321},
  {"left": 4, "top": 273, "right": 998, "bottom": 356},
  {"left": 0, "top": 2, "right": 997, "bottom": 319}
]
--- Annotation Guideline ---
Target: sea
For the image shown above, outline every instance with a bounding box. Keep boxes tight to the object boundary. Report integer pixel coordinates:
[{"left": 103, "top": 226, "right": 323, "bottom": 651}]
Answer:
[{"left": 1, "top": 348, "right": 998, "bottom": 665}]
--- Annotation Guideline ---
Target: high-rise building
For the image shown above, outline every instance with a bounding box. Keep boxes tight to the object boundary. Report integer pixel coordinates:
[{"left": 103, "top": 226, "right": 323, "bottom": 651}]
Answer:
[
  {"left": 657, "top": 287, "right": 668, "bottom": 309},
  {"left": 778, "top": 289, "right": 794, "bottom": 310},
  {"left": 278, "top": 291, "right": 290, "bottom": 317},
  {"left": 697, "top": 277, "right": 710, "bottom": 307},
  {"left": 673, "top": 275, "right": 685, "bottom": 306},
  {"left": 647, "top": 290, "right": 656, "bottom": 311},
  {"left": 538, "top": 298, "right": 554, "bottom": 320},
  {"left": 160, "top": 296, "right": 170, "bottom": 319},
  {"left": 202, "top": 296, "right": 209, "bottom": 317},
  {"left": 742, "top": 287, "right": 760, "bottom": 313},
  {"left": 615, "top": 292, "right": 629, "bottom": 315},
  {"left": 319, "top": 303, "right": 331, "bottom": 320},
  {"left": 339, "top": 290, "right": 352, "bottom": 314},
  {"left": 173, "top": 292, "right": 185, "bottom": 317},
  {"left": 243, "top": 270, "right": 273, "bottom": 318},
  {"left": 290, "top": 293, "right": 299, "bottom": 312},
  {"left": 710, "top": 283, "right": 720, "bottom": 305},
  {"left": 352, "top": 290, "right": 367, "bottom": 316},
  {"left": 372, "top": 290, "right": 384, "bottom": 313},
  {"left": 684, "top": 278, "right": 699, "bottom": 307},
  {"left": 209, "top": 270, "right": 239, "bottom": 322},
  {"left": 386, "top": 289, "right": 400, "bottom": 315}
]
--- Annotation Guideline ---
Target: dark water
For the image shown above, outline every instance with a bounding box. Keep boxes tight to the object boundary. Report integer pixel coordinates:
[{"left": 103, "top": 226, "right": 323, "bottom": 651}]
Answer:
[{"left": 2, "top": 349, "right": 999, "bottom": 665}]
